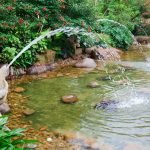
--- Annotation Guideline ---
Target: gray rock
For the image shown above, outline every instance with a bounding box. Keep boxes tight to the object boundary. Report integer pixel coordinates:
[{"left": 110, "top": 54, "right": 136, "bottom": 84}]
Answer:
[
  {"left": 27, "top": 64, "right": 54, "bottom": 75},
  {"left": 0, "top": 103, "right": 10, "bottom": 114},
  {"left": 75, "top": 58, "right": 97, "bottom": 68},
  {"left": 61, "top": 95, "right": 78, "bottom": 104}
]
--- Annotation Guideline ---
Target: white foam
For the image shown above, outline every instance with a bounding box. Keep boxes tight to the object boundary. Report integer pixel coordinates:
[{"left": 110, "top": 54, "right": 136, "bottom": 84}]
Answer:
[{"left": 117, "top": 97, "right": 149, "bottom": 108}]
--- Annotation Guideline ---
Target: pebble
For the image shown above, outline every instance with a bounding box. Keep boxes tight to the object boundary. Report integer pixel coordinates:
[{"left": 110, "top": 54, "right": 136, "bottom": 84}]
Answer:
[
  {"left": 61, "top": 95, "right": 78, "bottom": 104},
  {"left": 23, "top": 108, "right": 35, "bottom": 116},
  {"left": 47, "top": 137, "right": 53, "bottom": 142},
  {"left": 14, "top": 87, "right": 25, "bottom": 93},
  {"left": 25, "top": 144, "right": 37, "bottom": 149}
]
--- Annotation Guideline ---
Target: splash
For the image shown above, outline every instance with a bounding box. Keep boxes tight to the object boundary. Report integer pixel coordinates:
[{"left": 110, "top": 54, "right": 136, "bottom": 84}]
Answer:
[{"left": 117, "top": 96, "right": 149, "bottom": 109}]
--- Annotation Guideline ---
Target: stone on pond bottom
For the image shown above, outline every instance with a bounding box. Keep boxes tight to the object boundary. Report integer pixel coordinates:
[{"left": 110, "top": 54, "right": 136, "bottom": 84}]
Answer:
[
  {"left": 23, "top": 108, "right": 35, "bottom": 116},
  {"left": 87, "top": 81, "right": 100, "bottom": 88},
  {"left": 61, "top": 95, "right": 78, "bottom": 104},
  {"left": 14, "top": 87, "right": 25, "bottom": 93}
]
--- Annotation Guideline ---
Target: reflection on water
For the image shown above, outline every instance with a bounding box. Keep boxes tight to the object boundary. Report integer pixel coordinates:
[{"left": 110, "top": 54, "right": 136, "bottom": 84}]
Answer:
[{"left": 22, "top": 48, "right": 150, "bottom": 150}]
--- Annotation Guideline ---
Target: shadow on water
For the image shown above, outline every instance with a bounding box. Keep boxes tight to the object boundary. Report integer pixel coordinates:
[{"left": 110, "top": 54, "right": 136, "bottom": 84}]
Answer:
[{"left": 21, "top": 48, "right": 150, "bottom": 150}]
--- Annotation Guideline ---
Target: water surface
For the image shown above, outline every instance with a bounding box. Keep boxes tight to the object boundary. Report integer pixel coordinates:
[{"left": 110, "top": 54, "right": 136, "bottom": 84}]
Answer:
[{"left": 22, "top": 48, "right": 150, "bottom": 150}]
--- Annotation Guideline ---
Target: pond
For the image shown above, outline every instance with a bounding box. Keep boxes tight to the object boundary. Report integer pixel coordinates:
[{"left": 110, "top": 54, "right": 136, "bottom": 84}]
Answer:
[{"left": 22, "top": 48, "right": 150, "bottom": 150}]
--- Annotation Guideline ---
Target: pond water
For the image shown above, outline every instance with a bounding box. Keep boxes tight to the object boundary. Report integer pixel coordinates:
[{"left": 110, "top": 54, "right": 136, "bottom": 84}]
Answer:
[{"left": 22, "top": 48, "right": 150, "bottom": 150}]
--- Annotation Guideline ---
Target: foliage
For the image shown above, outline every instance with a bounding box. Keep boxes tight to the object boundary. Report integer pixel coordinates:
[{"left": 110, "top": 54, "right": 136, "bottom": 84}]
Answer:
[
  {"left": 0, "top": 116, "right": 37, "bottom": 150},
  {"left": 95, "top": 0, "right": 144, "bottom": 31},
  {"left": 92, "top": 20, "right": 134, "bottom": 49},
  {"left": 0, "top": 0, "right": 95, "bottom": 67},
  {"left": 0, "top": 0, "right": 146, "bottom": 67}
]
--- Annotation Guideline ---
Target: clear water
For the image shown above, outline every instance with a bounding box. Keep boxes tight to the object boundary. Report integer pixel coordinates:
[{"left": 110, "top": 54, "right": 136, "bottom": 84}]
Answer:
[{"left": 22, "top": 49, "right": 150, "bottom": 150}]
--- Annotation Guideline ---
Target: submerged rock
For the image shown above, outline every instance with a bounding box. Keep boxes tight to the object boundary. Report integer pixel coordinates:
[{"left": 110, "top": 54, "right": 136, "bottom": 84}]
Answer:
[
  {"left": 75, "top": 58, "right": 97, "bottom": 68},
  {"left": 23, "top": 108, "right": 35, "bottom": 116},
  {"left": 61, "top": 95, "right": 78, "bottom": 104},
  {"left": 0, "top": 103, "right": 10, "bottom": 114},
  {"left": 87, "top": 81, "right": 100, "bottom": 88},
  {"left": 95, "top": 100, "right": 118, "bottom": 110},
  {"left": 14, "top": 87, "right": 25, "bottom": 93},
  {"left": 100, "top": 76, "right": 112, "bottom": 81}
]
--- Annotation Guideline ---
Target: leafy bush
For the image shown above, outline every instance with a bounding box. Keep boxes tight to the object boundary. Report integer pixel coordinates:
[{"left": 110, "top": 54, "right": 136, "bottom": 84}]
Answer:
[
  {"left": 0, "top": 116, "right": 37, "bottom": 149},
  {"left": 0, "top": 0, "right": 145, "bottom": 67},
  {"left": 0, "top": 0, "right": 95, "bottom": 67},
  {"left": 92, "top": 20, "right": 134, "bottom": 49},
  {"left": 95, "top": 0, "right": 144, "bottom": 31}
]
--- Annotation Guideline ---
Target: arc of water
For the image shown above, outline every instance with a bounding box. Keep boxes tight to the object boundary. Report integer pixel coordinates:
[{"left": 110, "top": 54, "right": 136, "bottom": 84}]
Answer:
[
  {"left": 7, "top": 28, "right": 63, "bottom": 69},
  {"left": 7, "top": 26, "right": 86, "bottom": 69},
  {"left": 7, "top": 25, "right": 105, "bottom": 69}
]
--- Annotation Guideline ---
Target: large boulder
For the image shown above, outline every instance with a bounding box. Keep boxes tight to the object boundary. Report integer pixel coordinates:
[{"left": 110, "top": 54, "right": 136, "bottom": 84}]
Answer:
[
  {"left": 61, "top": 95, "right": 78, "bottom": 104},
  {"left": 85, "top": 47, "right": 121, "bottom": 61},
  {"left": 27, "top": 64, "right": 55, "bottom": 75},
  {"left": 75, "top": 58, "right": 97, "bottom": 68}
]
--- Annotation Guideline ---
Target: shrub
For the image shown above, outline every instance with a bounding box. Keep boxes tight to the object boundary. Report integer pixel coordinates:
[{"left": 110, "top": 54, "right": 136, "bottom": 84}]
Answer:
[
  {"left": 0, "top": 116, "right": 37, "bottom": 149},
  {"left": 92, "top": 20, "right": 134, "bottom": 49}
]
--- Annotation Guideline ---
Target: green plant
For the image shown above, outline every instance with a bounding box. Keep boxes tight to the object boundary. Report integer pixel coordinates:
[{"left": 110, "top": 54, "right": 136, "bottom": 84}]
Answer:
[
  {"left": 0, "top": 0, "right": 146, "bottom": 67},
  {"left": 92, "top": 20, "right": 134, "bottom": 49},
  {"left": 95, "top": 0, "right": 144, "bottom": 31},
  {"left": 0, "top": 0, "right": 96, "bottom": 67},
  {"left": 0, "top": 116, "right": 37, "bottom": 150},
  {"left": 1, "top": 47, "right": 17, "bottom": 62}
]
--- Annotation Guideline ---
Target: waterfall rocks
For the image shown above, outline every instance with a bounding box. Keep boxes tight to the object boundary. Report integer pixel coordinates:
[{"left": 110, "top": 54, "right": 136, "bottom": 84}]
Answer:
[
  {"left": 0, "top": 103, "right": 10, "bottom": 114},
  {"left": 61, "top": 95, "right": 78, "bottom": 104},
  {"left": 95, "top": 100, "right": 118, "bottom": 110},
  {"left": 75, "top": 58, "right": 97, "bottom": 68},
  {"left": 87, "top": 81, "right": 100, "bottom": 88}
]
